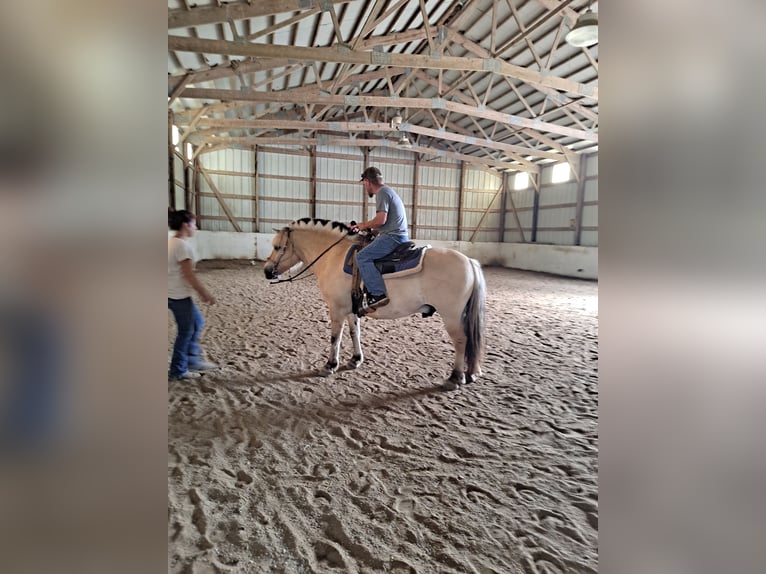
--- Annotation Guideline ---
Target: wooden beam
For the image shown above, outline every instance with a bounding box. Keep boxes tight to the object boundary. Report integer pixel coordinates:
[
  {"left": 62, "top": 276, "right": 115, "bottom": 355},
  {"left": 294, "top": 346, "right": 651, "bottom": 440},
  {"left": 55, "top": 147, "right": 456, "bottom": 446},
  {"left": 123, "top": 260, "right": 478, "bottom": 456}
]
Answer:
[
  {"left": 246, "top": 7, "right": 321, "bottom": 41},
  {"left": 497, "top": 0, "right": 576, "bottom": 56},
  {"left": 309, "top": 147, "right": 317, "bottom": 218},
  {"left": 178, "top": 88, "right": 598, "bottom": 141},
  {"left": 534, "top": 0, "right": 579, "bottom": 28},
  {"left": 411, "top": 155, "right": 420, "bottom": 239},
  {"left": 198, "top": 165, "right": 243, "bottom": 232},
  {"left": 168, "top": 35, "right": 598, "bottom": 99},
  {"left": 169, "top": 0, "right": 354, "bottom": 29},
  {"left": 254, "top": 145, "right": 260, "bottom": 232},
  {"left": 499, "top": 172, "right": 508, "bottom": 242},
  {"left": 468, "top": 181, "right": 503, "bottom": 242},
  {"left": 457, "top": 162, "right": 465, "bottom": 241},
  {"left": 574, "top": 153, "right": 587, "bottom": 246},
  {"left": 180, "top": 118, "right": 563, "bottom": 163}
]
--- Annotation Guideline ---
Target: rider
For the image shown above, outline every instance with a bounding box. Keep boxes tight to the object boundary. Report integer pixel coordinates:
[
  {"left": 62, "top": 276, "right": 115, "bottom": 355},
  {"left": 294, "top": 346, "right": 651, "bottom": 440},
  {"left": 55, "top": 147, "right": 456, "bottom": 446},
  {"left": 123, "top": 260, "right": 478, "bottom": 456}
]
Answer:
[{"left": 349, "top": 167, "right": 409, "bottom": 310}]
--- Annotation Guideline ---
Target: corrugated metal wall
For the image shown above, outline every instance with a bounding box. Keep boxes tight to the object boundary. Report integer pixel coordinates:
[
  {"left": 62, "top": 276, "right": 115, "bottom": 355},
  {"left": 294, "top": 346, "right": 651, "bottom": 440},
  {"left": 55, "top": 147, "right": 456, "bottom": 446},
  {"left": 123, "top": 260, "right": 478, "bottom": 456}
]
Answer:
[
  {"left": 257, "top": 146, "right": 309, "bottom": 230},
  {"left": 197, "top": 148, "right": 256, "bottom": 232},
  {"left": 416, "top": 159, "right": 460, "bottom": 241},
  {"left": 503, "top": 152, "right": 599, "bottom": 246},
  {"left": 184, "top": 146, "right": 598, "bottom": 246},
  {"left": 463, "top": 165, "right": 503, "bottom": 243},
  {"left": 537, "top": 167, "right": 579, "bottom": 245},
  {"left": 316, "top": 146, "right": 365, "bottom": 223},
  {"left": 505, "top": 187, "right": 535, "bottom": 243},
  {"left": 581, "top": 155, "right": 599, "bottom": 247}
]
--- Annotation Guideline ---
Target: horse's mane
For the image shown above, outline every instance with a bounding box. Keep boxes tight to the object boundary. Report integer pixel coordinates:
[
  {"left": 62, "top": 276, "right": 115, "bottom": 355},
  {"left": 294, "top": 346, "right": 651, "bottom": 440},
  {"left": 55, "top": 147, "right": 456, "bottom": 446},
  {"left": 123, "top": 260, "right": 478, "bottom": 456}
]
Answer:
[{"left": 289, "top": 218, "right": 350, "bottom": 236}]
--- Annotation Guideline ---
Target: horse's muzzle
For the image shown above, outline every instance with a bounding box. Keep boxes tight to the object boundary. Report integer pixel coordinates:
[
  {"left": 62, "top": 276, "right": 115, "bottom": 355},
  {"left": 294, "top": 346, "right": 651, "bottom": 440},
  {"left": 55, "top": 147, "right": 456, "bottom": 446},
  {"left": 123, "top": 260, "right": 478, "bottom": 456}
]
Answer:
[{"left": 264, "top": 264, "right": 277, "bottom": 280}]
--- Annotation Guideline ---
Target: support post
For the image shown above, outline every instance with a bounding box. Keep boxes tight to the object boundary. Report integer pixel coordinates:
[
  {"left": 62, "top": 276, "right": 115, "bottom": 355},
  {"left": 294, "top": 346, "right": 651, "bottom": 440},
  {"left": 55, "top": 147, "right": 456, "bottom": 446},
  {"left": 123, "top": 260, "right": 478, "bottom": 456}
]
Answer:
[
  {"left": 309, "top": 147, "right": 317, "bottom": 219},
  {"left": 457, "top": 161, "right": 465, "bottom": 241},
  {"left": 168, "top": 111, "right": 175, "bottom": 208},
  {"left": 253, "top": 145, "right": 259, "bottom": 233},
  {"left": 574, "top": 154, "right": 587, "bottom": 246},
  {"left": 498, "top": 171, "right": 508, "bottom": 243},
  {"left": 411, "top": 155, "right": 420, "bottom": 239},
  {"left": 531, "top": 169, "right": 541, "bottom": 243}
]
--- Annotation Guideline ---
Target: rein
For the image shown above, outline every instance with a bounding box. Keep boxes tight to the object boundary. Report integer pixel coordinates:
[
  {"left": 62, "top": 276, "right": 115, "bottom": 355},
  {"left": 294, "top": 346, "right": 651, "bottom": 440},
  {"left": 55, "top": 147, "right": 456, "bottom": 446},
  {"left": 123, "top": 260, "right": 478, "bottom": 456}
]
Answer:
[{"left": 269, "top": 230, "right": 350, "bottom": 284}]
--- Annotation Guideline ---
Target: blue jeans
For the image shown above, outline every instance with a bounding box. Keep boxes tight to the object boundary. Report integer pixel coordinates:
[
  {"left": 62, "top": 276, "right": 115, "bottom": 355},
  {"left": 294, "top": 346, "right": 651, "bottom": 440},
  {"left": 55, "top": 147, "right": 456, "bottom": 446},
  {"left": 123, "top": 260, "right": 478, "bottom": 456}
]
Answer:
[
  {"left": 1, "top": 307, "right": 62, "bottom": 452},
  {"left": 168, "top": 297, "right": 204, "bottom": 377},
  {"left": 356, "top": 233, "right": 409, "bottom": 296}
]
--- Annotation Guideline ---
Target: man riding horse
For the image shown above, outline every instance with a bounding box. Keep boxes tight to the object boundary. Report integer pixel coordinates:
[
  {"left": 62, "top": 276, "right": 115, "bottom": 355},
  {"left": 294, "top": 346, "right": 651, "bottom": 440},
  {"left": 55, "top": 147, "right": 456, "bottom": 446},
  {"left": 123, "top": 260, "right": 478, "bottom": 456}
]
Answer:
[{"left": 349, "top": 167, "right": 409, "bottom": 311}]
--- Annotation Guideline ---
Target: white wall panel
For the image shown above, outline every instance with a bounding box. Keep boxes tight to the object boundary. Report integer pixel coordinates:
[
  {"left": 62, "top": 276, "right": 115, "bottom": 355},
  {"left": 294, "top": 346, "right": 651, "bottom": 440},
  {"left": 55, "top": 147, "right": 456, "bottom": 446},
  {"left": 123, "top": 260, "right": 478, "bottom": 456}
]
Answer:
[
  {"left": 197, "top": 149, "right": 256, "bottom": 232},
  {"left": 180, "top": 148, "right": 597, "bottom": 247},
  {"left": 257, "top": 147, "right": 310, "bottom": 230},
  {"left": 585, "top": 154, "right": 598, "bottom": 177},
  {"left": 580, "top": 231, "right": 598, "bottom": 247},
  {"left": 584, "top": 179, "right": 598, "bottom": 202},
  {"left": 316, "top": 148, "right": 364, "bottom": 223}
]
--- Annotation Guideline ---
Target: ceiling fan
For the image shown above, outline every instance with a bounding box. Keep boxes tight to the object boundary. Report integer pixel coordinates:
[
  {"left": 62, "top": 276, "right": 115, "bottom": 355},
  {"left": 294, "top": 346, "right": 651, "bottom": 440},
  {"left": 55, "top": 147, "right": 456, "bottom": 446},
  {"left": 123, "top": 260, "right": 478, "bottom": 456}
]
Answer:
[{"left": 389, "top": 113, "right": 412, "bottom": 149}]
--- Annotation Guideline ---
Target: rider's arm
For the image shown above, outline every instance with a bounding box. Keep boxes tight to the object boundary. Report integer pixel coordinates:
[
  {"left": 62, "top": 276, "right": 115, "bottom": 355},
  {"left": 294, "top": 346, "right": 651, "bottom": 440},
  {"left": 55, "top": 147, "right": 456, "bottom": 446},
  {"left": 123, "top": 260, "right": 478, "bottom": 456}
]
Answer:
[{"left": 359, "top": 210, "right": 387, "bottom": 232}]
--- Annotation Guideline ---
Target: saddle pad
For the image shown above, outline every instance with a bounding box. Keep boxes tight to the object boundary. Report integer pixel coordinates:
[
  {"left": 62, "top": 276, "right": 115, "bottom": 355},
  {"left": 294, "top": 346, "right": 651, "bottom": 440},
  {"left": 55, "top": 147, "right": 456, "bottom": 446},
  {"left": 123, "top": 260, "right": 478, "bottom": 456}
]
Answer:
[{"left": 343, "top": 243, "right": 430, "bottom": 276}]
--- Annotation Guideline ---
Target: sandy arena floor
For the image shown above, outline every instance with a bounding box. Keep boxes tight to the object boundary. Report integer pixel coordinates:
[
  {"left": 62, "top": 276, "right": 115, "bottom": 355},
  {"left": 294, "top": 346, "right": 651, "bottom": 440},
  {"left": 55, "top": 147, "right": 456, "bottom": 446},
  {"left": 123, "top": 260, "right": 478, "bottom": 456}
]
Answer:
[{"left": 168, "top": 261, "right": 598, "bottom": 574}]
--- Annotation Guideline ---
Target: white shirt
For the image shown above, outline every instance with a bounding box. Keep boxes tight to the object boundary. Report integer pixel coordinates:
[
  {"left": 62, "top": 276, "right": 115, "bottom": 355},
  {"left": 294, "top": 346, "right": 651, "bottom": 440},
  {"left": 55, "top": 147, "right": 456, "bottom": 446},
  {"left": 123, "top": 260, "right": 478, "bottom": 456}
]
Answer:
[{"left": 168, "top": 236, "right": 195, "bottom": 299}]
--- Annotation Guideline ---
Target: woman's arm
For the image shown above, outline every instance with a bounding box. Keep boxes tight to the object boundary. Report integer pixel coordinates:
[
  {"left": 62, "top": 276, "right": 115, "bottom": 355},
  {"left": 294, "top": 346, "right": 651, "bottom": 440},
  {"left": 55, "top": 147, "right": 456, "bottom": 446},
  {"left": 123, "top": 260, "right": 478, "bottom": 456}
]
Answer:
[{"left": 180, "top": 259, "right": 215, "bottom": 304}]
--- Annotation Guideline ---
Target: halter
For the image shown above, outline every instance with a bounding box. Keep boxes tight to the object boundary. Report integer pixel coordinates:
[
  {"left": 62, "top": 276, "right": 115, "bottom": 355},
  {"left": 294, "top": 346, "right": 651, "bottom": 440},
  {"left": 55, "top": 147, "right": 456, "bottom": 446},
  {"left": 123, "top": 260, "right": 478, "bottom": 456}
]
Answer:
[{"left": 269, "top": 227, "right": 350, "bottom": 284}]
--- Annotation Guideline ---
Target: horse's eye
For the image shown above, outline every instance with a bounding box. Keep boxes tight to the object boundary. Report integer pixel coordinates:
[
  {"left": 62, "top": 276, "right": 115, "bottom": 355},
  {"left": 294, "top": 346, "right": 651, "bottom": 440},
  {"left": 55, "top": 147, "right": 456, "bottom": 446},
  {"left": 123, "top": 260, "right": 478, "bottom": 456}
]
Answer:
[{"left": 275, "top": 246, "right": 282, "bottom": 251}]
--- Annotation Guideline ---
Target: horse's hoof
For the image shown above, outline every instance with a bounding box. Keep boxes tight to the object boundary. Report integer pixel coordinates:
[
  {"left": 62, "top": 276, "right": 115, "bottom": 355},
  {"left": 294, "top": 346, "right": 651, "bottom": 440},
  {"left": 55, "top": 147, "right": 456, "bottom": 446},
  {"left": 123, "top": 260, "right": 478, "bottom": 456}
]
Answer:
[
  {"left": 440, "top": 379, "right": 461, "bottom": 391},
  {"left": 346, "top": 355, "right": 363, "bottom": 369},
  {"left": 319, "top": 364, "right": 337, "bottom": 377}
]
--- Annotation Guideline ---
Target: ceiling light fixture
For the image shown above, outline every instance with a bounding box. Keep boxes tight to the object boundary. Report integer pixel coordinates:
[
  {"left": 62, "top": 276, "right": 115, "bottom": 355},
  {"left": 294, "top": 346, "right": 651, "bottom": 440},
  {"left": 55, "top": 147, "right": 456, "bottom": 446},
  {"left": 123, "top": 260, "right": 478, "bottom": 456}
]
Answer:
[
  {"left": 396, "top": 134, "right": 412, "bottom": 149},
  {"left": 565, "top": 5, "right": 598, "bottom": 48}
]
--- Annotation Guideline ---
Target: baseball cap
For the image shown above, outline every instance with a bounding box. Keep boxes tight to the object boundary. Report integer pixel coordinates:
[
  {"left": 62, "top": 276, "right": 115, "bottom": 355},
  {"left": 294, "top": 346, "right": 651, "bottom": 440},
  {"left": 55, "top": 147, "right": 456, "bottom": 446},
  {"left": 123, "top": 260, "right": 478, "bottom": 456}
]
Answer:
[{"left": 360, "top": 167, "right": 382, "bottom": 182}]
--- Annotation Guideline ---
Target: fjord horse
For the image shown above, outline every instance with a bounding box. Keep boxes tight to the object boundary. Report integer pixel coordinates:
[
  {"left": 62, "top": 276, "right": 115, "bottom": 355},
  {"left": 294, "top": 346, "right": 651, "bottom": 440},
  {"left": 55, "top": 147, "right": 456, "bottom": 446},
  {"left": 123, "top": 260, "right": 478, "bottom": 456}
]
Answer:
[{"left": 263, "top": 218, "right": 486, "bottom": 389}]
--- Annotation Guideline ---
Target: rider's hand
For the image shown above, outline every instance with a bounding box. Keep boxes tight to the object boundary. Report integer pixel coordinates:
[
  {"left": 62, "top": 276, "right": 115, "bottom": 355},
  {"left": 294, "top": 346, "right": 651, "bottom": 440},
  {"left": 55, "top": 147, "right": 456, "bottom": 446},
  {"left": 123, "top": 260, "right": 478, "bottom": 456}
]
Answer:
[{"left": 349, "top": 223, "right": 360, "bottom": 234}]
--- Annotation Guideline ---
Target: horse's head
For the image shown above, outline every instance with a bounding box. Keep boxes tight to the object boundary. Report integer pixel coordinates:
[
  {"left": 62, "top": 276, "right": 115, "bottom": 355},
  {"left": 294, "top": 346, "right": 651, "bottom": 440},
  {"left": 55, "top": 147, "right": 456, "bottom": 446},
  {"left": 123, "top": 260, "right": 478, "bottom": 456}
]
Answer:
[{"left": 264, "top": 226, "right": 300, "bottom": 280}]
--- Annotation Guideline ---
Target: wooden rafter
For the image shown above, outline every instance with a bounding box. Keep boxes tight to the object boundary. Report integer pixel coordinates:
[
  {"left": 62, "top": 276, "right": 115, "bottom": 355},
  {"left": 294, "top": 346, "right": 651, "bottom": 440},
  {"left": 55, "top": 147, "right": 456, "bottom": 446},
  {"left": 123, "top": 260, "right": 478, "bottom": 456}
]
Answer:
[
  {"left": 168, "top": 35, "right": 598, "bottom": 99},
  {"left": 178, "top": 88, "right": 598, "bottom": 141},
  {"left": 246, "top": 7, "right": 321, "bottom": 41},
  {"left": 168, "top": 0, "right": 355, "bottom": 28}
]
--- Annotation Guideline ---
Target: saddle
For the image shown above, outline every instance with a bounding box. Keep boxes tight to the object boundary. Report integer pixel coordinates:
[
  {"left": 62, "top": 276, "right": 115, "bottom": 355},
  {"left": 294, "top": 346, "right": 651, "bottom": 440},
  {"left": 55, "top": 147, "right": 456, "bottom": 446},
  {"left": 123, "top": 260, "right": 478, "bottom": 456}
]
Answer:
[
  {"left": 343, "top": 237, "right": 430, "bottom": 317},
  {"left": 343, "top": 241, "right": 428, "bottom": 276}
]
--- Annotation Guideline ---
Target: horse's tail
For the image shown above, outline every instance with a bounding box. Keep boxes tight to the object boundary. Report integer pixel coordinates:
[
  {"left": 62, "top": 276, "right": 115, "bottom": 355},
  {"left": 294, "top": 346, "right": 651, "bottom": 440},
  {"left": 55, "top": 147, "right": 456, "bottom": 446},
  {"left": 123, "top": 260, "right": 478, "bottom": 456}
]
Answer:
[{"left": 463, "top": 258, "right": 486, "bottom": 379}]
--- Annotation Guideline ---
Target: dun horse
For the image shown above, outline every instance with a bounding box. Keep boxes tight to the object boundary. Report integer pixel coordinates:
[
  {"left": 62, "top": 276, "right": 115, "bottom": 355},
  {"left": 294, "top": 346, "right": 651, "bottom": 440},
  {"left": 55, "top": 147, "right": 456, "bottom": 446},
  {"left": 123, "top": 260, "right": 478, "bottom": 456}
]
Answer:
[{"left": 264, "top": 218, "right": 486, "bottom": 389}]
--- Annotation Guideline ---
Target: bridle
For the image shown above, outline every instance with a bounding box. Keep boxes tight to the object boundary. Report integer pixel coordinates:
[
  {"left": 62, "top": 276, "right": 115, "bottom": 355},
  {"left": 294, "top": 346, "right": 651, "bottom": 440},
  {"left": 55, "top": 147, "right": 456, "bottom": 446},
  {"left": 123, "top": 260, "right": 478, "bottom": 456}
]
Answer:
[{"left": 268, "top": 228, "right": 350, "bottom": 284}]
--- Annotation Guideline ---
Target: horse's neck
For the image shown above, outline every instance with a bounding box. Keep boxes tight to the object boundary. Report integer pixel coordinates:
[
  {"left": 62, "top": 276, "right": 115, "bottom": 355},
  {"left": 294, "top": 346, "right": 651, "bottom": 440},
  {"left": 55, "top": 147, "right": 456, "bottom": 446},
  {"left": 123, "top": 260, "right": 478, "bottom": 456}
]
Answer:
[{"left": 293, "top": 230, "right": 345, "bottom": 270}]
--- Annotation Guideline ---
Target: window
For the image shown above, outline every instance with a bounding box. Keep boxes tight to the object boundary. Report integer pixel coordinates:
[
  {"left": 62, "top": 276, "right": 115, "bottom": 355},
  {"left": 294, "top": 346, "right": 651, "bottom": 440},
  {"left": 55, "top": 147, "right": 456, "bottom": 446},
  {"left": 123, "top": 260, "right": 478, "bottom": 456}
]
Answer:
[
  {"left": 514, "top": 171, "right": 530, "bottom": 190},
  {"left": 172, "top": 125, "right": 180, "bottom": 149},
  {"left": 551, "top": 162, "right": 571, "bottom": 183}
]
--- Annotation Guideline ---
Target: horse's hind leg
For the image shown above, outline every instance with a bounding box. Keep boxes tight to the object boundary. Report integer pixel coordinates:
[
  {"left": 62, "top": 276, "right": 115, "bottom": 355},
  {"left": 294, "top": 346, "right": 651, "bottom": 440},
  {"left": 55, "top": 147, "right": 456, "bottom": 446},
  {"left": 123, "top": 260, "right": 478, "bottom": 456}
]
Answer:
[
  {"left": 441, "top": 314, "right": 467, "bottom": 391},
  {"left": 345, "top": 313, "right": 364, "bottom": 369}
]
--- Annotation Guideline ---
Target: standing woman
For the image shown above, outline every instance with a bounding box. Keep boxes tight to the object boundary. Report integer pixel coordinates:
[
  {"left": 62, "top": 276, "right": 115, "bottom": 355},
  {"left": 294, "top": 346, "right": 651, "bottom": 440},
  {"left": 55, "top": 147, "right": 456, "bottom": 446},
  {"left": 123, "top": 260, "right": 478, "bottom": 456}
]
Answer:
[{"left": 168, "top": 210, "right": 217, "bottom": 380}]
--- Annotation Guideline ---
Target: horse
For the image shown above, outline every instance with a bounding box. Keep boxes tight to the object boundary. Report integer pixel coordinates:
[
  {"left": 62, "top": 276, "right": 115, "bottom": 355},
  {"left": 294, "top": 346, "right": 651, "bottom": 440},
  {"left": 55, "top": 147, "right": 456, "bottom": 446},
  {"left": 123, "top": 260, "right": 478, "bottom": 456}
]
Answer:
[{"left": 263, "top": 218, "right": 486, "bottom": 390}]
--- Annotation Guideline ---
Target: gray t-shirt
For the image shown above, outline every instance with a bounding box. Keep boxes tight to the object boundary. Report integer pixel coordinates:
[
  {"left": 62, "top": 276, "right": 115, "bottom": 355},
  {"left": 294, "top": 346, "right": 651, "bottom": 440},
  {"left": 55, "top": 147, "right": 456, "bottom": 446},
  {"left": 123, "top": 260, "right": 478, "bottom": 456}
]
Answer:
[{"left": 376, "top": 185, "right": 408, "bottom": 239}]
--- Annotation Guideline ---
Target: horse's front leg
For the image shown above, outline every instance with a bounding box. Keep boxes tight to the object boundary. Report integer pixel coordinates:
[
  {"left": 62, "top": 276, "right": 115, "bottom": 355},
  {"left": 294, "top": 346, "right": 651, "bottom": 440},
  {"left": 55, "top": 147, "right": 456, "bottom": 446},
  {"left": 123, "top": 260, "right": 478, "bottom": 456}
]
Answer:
[
  {"left": 320, "top": 316, "right": 344, "bottom": 376},
  {"left": 345, "top": 313, "right": 363, "bottom": 369}
]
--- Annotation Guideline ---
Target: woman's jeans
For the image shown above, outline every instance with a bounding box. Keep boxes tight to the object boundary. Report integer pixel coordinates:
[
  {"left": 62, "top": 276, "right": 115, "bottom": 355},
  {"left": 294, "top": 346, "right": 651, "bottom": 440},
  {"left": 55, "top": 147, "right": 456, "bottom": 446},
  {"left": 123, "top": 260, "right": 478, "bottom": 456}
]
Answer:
[{"left": 168, "top": 297, "right": 204, "bottom": 377}]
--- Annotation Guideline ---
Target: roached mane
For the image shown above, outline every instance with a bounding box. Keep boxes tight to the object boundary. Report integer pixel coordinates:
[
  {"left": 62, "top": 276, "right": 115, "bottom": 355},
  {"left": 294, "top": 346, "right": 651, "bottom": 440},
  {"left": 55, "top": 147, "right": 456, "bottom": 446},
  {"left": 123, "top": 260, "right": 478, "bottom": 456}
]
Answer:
[{"left": 289, "top": 218, "right": 350, "bottom": 235}]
